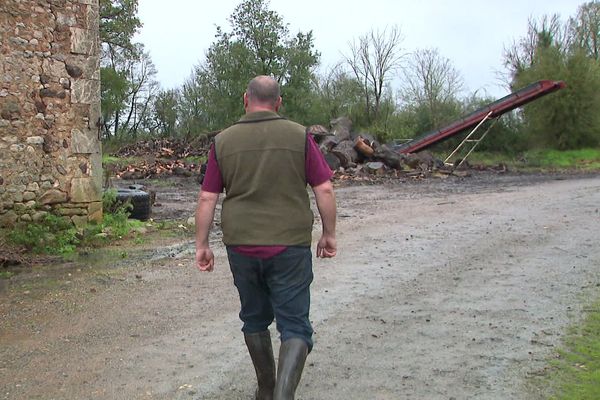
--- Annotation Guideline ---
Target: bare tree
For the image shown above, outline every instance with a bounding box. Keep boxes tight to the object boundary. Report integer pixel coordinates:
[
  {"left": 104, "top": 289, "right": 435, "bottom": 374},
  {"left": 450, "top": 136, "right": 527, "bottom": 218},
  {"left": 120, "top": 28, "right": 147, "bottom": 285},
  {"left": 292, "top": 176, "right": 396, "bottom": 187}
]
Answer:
[
  {"left": 568, "top": 1, "right": 600, "bottom": 60},
  {"left": 343, "top": 25, "right": 404, "bottom": 125},
  {"left": 503, "top": 14, "right": 566, "bottom": 79},
  {"left": 401, "top": 48, "right": 464, "bottom": 128}
]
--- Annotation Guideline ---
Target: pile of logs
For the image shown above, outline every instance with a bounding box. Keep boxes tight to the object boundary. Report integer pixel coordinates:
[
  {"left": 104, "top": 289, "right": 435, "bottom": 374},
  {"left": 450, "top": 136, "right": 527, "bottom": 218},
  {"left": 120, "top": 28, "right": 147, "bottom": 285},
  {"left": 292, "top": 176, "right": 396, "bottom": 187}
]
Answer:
[{"left": 307, "top": 117, "right": 447, "bottom": 175}]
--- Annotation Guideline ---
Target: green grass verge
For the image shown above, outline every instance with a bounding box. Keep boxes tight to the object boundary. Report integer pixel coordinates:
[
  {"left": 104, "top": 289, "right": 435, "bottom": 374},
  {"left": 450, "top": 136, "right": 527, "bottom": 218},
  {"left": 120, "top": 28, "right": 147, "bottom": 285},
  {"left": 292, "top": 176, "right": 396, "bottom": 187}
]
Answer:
[
  {"left": 102, "top": 154, "right": 142, "bottom": 167},
  {"left": 536, "top": 298, "right": 600, "bottom": 399},
  {"left": 462, "top": 148, "right": 600, "bottom": 171}
]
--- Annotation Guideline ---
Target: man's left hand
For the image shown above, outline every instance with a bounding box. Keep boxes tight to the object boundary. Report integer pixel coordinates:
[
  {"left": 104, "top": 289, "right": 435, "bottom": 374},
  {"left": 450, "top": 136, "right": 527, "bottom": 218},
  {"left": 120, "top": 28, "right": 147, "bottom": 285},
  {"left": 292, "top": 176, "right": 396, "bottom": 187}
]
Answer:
[{"left": 196, "top": 248, "right": 215, "bottom": 272}]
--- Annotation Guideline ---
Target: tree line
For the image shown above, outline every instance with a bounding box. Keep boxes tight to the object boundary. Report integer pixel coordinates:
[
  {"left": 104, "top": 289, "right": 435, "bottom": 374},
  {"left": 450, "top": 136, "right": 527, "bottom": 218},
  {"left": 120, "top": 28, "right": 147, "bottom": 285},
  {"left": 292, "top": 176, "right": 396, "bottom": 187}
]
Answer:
[{"left": 100, "top": 0, "right": 600, "bottom": 153}]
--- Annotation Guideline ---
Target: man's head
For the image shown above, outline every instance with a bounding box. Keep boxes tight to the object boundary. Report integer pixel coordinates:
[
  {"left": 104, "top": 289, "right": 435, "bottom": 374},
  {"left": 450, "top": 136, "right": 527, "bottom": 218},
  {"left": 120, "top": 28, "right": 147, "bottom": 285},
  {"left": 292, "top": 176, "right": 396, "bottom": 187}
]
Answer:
[{"left": 244, "top": 75, "right": 282, "bottom": 113}]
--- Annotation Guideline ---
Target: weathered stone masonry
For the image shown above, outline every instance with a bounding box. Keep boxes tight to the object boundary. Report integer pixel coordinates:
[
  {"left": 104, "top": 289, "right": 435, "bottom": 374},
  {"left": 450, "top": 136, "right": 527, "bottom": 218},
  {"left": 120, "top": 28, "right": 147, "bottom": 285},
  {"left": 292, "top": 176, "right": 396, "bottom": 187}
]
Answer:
[{"left": 0, "top": 0, "right": 102, "bottom": 227}]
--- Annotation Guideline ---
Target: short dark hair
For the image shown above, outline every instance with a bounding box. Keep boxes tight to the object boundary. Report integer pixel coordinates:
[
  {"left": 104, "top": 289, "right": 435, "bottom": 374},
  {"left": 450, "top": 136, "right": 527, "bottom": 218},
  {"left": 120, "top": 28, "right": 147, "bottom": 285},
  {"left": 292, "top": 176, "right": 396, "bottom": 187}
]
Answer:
[{"left": 246, "top": 75, "right": 280, "bottom": 104}]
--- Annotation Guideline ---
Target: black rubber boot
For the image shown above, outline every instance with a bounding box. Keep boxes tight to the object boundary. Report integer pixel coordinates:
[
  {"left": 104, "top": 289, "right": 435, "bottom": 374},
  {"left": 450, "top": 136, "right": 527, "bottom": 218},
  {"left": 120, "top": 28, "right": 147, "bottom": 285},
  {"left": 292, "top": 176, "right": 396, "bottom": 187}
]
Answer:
[
  {"left": 244, "top": 331, "right": 276, "bottom": 400},
  {"left": 273, "top": 338, "right": 308, "bottom": 400}
]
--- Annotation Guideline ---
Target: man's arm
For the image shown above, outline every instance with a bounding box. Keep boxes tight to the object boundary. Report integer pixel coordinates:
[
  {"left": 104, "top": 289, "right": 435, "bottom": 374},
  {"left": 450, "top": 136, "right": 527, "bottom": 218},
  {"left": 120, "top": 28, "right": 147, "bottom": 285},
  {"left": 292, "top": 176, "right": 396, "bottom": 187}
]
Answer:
[
  {"left": 195, "top": 190, "right": 220, "bottom": 271},
  {"left": 312, "top": 180, "right": 337, "bottom": 258}
]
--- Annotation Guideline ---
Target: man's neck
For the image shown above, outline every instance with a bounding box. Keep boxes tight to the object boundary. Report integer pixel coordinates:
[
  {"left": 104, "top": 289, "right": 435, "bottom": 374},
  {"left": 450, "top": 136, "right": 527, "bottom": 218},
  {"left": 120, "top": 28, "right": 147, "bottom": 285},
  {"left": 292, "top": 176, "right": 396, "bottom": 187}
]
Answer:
[{"left": 246, "top": 106, "right": 277, "bottom": 114}]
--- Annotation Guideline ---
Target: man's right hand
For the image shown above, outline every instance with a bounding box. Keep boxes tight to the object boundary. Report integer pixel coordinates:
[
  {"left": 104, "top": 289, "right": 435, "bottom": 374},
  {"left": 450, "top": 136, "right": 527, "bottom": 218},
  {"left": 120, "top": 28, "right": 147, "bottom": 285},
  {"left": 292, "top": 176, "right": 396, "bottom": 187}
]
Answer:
[
  {"left": 196, "top": 247, "right": 215, "bottom": 272},
  {"left": 317, "top": 234, "right": 337, "bottom": 258}
]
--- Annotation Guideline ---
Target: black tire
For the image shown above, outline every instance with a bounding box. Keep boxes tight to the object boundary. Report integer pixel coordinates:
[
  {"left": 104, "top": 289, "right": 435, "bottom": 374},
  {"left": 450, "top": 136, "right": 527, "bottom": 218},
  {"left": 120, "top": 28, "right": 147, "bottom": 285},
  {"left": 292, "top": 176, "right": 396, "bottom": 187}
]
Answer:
[{"left": 116, "top": 189, "right": 151, "bottom": 221}]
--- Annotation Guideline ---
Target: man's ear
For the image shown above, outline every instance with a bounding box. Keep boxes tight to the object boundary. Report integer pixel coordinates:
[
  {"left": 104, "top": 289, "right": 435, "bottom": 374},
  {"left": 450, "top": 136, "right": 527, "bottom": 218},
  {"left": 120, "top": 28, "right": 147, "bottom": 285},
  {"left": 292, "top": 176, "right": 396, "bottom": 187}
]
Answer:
[
  {"left": 243, "top": 92, "right": 249, "bottom": 109},
  {"left": 274, "top": 96, "right": 282, "bottom": 112}
]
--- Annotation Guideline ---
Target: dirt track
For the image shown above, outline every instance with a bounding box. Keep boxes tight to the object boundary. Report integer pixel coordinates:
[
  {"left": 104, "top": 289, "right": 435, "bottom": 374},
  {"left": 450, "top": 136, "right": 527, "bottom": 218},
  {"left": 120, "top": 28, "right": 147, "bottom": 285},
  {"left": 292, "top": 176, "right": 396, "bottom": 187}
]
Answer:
[{"left": 1, "top": 172, "right": 599, "bottom": 400}]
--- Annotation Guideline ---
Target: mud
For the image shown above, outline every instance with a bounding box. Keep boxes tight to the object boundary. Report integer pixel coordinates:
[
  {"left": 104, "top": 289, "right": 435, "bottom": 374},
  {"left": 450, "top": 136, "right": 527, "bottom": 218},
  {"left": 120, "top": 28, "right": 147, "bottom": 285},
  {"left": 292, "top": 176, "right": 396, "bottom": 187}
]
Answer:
[{"left": 1, "top": 171, "right": 599, "bottom": 400}]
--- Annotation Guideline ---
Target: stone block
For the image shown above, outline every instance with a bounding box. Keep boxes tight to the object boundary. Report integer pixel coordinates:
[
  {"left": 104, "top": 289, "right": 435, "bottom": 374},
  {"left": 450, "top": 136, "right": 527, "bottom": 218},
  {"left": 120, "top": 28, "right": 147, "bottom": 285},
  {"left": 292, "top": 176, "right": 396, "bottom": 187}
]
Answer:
[
  {"left": 65, "top": 63, "right": 83, "bottom": 78},
  {"left": 20, "top": 213, "right": 32, "bottom": 222},
  {"left": 70, "top": 176, "right": 100, "bottom": 203},
  {"left": 90, "top": 151, "right": 102, "bottom": 189},
  {"left": 66, "top": 55, "right": 100, "bottom": 80},
  {"left": 42, "top": 58, "right": 67, "bottom": 80},
  {"left": 88, "top": 201, "right": 102, "bottom": 222},
  {"left": 23, "top": 191, "right": 36, "bottom": 201},
  {"left": 39, "top": 188, "right": 67, "bottom": 205},
  {"left": 71, "top": 78, "right": 99, "bottom": 104},
  {"left": 71, "top": 128, "right": 100, "bottom": 154},
  {"left": 57, "top": 207, "right": 86, "bottom": 216},
  {"left": 0, "top": 211, "right": 18, "bottom": 227},
  {"left": 70, "top": 27, "right": 98, "bottom": 56},
  {"left": 89, "top": 101, "right": 101, "bottom": 128},
  {"left": 56, "top": 12, "right": 77, "bottom": 27},
  {"left": 26, "top": 136, "right": 45, "bottom": 145},
  {"left": 71, "top": 215, "right": 88, "bottom": 228},
  {"left": 85, "top": 3, "right": 100, "bottom": 30},
  {"left": 32, "top": 211, "right": 48, "bottom": 222}
]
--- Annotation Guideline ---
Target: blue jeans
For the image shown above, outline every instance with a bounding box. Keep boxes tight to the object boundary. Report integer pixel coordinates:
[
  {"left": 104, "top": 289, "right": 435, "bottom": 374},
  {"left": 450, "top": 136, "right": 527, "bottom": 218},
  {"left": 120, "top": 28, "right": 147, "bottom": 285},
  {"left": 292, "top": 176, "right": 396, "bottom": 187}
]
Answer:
[{"left": 227, "top": 246, "right": 314, "bottom": 351}]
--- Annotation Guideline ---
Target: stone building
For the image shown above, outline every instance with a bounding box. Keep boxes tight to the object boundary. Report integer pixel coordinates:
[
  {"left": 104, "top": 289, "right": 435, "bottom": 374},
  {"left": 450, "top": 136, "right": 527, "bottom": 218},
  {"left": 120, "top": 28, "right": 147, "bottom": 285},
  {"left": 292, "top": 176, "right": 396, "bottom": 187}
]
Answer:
[{"left": 0, "top": 0, "right": 102, "bottom": 227}]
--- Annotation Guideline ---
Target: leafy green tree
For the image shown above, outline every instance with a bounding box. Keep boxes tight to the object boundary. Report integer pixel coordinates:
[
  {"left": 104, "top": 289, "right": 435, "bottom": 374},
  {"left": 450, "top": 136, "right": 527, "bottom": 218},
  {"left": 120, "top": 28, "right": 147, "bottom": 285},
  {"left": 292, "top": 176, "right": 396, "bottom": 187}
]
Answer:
[
  {"left": 312, "top": 65, "right": 365, "bottom": 125},
  {"left": 185, "top": 0, "right": 320, "bottom": 131},
  {"left": 505, "top": 11, "right": 600, "bottom": 150},
  {"left": 100, "top": 0, "right": 142, "bottom": 56},
  {"left": 152, "top": 89, "right": 180, "bottom": 137},
  {"left": 100, "top": 0, "right": 158, "bottom": 138},
  {"left": 100, "top": 67, "right": 129, "bottom": 135},
  {"left": 178, "top": 74, "right": 211, "bottom": 137},
  {"left": 515, "top": 47, "right": 600, "bottom": 149}
]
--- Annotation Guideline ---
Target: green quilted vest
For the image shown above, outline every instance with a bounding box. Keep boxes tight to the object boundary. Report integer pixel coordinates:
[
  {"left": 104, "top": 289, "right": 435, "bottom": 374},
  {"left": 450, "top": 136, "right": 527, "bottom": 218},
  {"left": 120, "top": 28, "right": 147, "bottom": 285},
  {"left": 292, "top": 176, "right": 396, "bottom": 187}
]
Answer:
[{"left": 215, "top": 111, "right": 314, "bottom": 246}]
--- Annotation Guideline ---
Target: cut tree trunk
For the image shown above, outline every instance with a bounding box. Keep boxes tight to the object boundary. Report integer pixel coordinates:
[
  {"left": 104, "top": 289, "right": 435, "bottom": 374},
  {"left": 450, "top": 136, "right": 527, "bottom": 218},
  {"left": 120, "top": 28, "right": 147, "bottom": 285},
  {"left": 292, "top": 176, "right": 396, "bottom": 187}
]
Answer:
[
  {"left": 331, "top": 140, "right": 359, "bottom": 168},
  {"left": 318, "top": 136, "right": 339, "bottom": 154},
  {"left": 354, "top": 136, "right": 374, "bottom": 158},
  {"left": 324, "top": 152, "right": 341, "bottom": 171},
  {"left": 373, "top": 144, "right": 404, "bottom": 170}
]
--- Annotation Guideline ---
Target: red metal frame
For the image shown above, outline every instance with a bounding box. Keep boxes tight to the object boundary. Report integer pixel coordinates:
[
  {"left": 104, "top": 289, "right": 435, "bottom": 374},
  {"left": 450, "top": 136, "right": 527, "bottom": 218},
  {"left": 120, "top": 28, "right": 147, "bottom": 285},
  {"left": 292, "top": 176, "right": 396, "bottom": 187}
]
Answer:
[{"left": 394, "top": 80, "right": 566, "bottom": 154}]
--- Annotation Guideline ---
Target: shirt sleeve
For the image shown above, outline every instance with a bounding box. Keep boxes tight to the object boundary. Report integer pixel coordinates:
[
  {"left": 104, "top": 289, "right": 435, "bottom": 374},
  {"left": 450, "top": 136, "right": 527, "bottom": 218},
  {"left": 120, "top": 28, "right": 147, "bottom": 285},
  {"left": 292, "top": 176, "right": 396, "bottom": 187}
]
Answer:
[
  {"left": 201, "top": 144, "right": 224, "bottom": 193},
  {"left": 305, "top": 134, "right": 334, "bottom": 187}
]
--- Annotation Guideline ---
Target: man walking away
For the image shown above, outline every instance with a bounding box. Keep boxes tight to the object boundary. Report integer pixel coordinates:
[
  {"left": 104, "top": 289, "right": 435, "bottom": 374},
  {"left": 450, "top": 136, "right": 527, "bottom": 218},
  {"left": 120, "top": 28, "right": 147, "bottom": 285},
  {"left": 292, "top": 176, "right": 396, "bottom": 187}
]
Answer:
[{"left": 195, "top": 75, "right": 337, "bottom": 400}]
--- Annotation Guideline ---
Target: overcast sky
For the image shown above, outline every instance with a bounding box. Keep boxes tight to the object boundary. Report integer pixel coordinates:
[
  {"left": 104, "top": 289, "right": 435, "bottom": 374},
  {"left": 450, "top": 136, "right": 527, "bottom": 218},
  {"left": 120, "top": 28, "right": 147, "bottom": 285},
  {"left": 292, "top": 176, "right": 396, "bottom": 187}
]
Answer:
[{"left": 135, "top": 0, "right": 580, "bottom": 98}]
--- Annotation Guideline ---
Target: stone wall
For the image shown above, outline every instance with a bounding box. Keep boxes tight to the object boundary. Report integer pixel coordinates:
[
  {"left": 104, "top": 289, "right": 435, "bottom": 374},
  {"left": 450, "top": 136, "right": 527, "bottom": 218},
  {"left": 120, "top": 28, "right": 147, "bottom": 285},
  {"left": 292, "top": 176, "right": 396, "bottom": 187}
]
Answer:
[{"left": 0, "top": 0, "right": 102, "bottom": 228}]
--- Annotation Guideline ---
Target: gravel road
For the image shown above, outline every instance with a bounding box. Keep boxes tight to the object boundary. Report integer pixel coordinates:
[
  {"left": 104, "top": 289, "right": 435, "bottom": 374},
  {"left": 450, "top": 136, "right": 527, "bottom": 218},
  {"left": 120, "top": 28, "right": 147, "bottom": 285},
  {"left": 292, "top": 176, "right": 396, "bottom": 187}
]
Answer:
[{"left": 1, "top": 172, "right": 599, "bottom": 400}]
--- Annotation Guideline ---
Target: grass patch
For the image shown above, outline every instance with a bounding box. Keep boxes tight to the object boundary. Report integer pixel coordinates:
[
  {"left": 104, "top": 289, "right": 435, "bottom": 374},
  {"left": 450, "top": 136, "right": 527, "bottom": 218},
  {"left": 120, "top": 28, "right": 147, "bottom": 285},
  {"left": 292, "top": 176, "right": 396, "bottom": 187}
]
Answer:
[
  {"left": 102, "top": 154, "right": 142, "bottom": 168},
  {"left": 182, "top": 155, "right": 207, "bottom": 165},
  {"left": 464, "top": 148, "right": 600, "bottom": 171},
  {"left": 534, "top": 298, "right": 600, "bottom": 399},
  {"left": 0, "top": 270, "right": 15, "bottom": 279},
  {"left": 2, "top": 191, "right": 147, "bottom": 257},
  {"left": 6, "top": 213, "right": 80, "bottom": 256}
]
